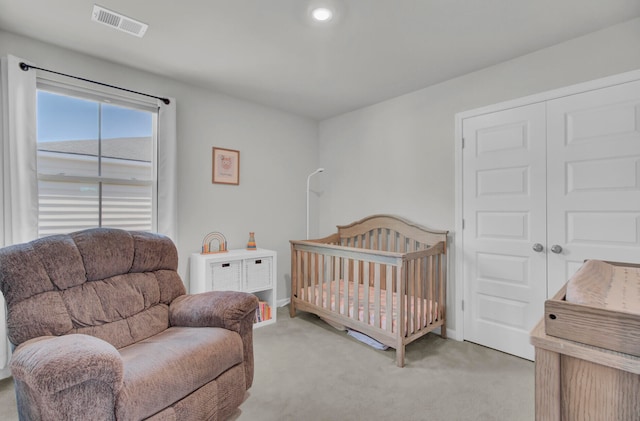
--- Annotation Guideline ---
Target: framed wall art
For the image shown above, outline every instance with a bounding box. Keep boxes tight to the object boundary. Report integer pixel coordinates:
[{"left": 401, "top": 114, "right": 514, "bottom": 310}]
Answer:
[{"left": 212, "top": 147, "right": 240, "bottom": 185}]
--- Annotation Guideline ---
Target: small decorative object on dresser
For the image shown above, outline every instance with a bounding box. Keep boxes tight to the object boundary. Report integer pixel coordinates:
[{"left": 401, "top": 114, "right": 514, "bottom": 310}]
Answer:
[
  {"left": 191, "top": 248, "right": 277, "bottom": 328},
  {"left": 201, "top": 231, "right": 228, "bottom": 254},
  {"left": 247, "top": 232, "right": 257, "bottom": 250}
]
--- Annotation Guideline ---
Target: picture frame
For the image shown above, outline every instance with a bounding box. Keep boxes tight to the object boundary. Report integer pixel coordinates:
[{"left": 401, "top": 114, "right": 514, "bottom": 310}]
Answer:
[{"left": 212, "top": 147, "right": 240, "bottom": 185}]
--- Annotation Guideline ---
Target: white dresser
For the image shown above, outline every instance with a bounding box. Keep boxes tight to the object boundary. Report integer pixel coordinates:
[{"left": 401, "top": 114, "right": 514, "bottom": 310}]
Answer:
[{"left": 190, "top": 248, "right": 277, "bottom": 327}]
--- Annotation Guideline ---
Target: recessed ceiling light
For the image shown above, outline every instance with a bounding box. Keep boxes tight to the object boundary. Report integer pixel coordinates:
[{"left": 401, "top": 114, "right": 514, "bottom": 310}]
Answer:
[{"left": 311, "top": 7, "right": 333, "bottom": 22}]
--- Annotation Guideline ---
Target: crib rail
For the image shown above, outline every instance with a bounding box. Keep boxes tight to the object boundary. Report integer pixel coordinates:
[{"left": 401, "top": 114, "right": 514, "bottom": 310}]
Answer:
[
  {"left": 290, "top": 239, "right": 447, "bottom": 347},
  {"left": 337, "top": 214, "right": 448, "bottom": 251}
]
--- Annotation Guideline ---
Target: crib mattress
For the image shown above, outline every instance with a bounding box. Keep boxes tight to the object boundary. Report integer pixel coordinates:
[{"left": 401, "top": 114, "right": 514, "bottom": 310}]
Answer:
[{"left": 301, "top": 280, "right": 437, "bottom": 333}]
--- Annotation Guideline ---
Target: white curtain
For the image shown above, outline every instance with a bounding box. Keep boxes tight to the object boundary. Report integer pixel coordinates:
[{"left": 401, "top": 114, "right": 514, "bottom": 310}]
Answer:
[
  {"left": 157, "top": 98, "right": 178, "bottom": 243},
  {"left": 0, "top": 54, "right": 38, "bottom": 378}
]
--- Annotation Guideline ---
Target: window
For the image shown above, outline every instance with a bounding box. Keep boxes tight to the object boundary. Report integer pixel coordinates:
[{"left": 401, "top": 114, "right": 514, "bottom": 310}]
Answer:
[{"left": 36, "top": 85, "right": 158, "bottom": 237}]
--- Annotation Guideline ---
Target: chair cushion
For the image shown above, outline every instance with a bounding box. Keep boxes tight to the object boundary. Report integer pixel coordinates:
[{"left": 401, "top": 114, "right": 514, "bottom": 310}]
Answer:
[
  {"left": 115, "top": 326, "right": 244, "bottom": 421},
  {"left": 0, "top": 228, "right": 186, "bottom": 348}
]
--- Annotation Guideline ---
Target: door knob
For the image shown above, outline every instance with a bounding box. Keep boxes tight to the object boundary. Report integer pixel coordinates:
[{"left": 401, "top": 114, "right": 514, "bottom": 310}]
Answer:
[
  {"left": 550, "top": 244, "right": 563, "bottom": 254},
  {"left": 532, "top": 243, "right": 544, "bottom": 252}
]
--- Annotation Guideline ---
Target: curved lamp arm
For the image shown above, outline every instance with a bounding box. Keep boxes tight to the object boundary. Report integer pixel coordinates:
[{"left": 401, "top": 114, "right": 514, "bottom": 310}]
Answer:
[{"left": 306, "top": 168, "right": 325, "bottom": 239}]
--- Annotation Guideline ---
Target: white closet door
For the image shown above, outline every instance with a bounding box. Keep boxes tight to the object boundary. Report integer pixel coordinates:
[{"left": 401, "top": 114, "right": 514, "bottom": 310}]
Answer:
[
  {"left": 546, "top": 79, "right": 640, "bottom": 295},
  {"left": 462, "top": 103, "right": 547, "bottom": 360}
]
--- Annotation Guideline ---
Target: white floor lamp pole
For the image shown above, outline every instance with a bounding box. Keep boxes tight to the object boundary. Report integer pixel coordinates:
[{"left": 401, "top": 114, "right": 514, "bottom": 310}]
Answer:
[{"left": 306, "top": 168, "right": 325, "bottom": 239}]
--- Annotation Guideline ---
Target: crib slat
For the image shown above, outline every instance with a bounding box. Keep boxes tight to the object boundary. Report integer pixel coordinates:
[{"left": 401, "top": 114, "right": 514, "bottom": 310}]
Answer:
[
  {"left": 329, "top": 255, "right": 334, "bottom": 310},
  {"left": 390, "top": 231, "right": 396, "bottom": 289},
  {"left": 425, "top": 255, "right": 431, "bottom": 327},
  {"left": 322, "top": 254, "right": 328, "bottom": 310},
  {"left": 293, "top": 249, "right": 299, "bottom": 298},
  {"left": 316, "top": 252, "right": 321, "bottom": 291},
  {"left": 417, "top": 256, "right": 422, "bottom": 329},
  {"left": 440, "top": 253, "right": 447, "bottom": 338},
  {"left": 372, "top": 228, "right": 378, "bottom": 251},
  {"left": 380, "top": 229, "right": 387, "bottom": 290},
  {"left": 334, "top": 256, "right": 340, "bottom": 314},
  {"left": 422, "top": 256, "right": 428, "bottom": 327},
  {"left": 290, "top": 246, "right": 296, "bottom": 317},
  {"left": 423, "top": 254, "right": 429, "bottom": 326},
  {"left": 352, "top": 259, "right": 359, "bottom": 321},
  {"left": 419, "top": 255, "right": 424, "bottom": 326},
  {"left": 415, "top": 256, "right": 421, "bottom": 331},
  {"left": 406, "top": 259, "right": 412, "bottom": 334},
  {"left": 438, "top": 253, "right": 443, "bottom": 319},
  {"left": 342, "top": 259, "right": 355, "bottom": 317},
  {"left": 412, "top": 256, "right": 418, "bottom": 334},
  {"left": 420, "top": 256, "right": 425, "bottom": 329},
  {"left": 343, "top": 258, "right": 349, "bottom": 316},
  {"left": 362, "top": 261, "right": 369, "bottom": 324},
  {"left": 398, "top": 264, "right": 405, "bottom": 336},
  {"left": 317, "top": 253, "right": 322, "bottom": 307},
  {"left": 373, "top": 263, "right": 381, "bottom": 328},
  {"left": 386, "top": 265, "right": 393, "bottom": 332},
  {"left": 390, "top": 230, "right": 397, "bottom": 252},
  {"left": 299, "top": 250, "right": 305, "bottom": 300},
  {"left": 396, "top": 264, "right": 406, "bottom": 366},
  {"left": 416, "top": 256, "right": 422, "bottom": 331},
  {"left": 304, "top": 251, "right": 309, "bottom": 301},
  {"left": 425, "top": 257, "right": 430, "bottom": 326},
  {"left": 430, "top": 254, "right": 436, "bottom": 326},
  {"left": 309, "top": 251, "right": 316, "bottom": 305}
]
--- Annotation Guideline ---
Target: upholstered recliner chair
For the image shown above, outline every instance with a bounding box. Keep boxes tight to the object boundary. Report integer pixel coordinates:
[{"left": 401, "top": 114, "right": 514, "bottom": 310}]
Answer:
[{"left": 0, "top": 228, "right": 258, "bottom": 421}]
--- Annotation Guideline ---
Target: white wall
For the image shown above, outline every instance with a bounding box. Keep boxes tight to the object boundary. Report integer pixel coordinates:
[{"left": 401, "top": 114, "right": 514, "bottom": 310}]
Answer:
[
  {"left": 3, "top": 16, "right": 640, "bottom": 315},
  {"left": 317, "top": 17, "right": 640, "bottom": 333},
  {"left": 0, "top": 30, "right": 319, "bottom": 300}
]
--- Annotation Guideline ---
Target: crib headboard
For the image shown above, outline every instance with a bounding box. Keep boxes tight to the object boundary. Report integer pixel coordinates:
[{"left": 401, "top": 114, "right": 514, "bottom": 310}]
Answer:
[{"left": 335, "top": 214, "right": 448, "bottom": 253}]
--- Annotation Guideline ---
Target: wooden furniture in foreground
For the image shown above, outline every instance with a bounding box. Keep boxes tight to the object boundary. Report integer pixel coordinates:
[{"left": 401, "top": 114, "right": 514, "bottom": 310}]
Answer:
[
  {"left": 530, "top": 260, "right": 640, "bottom": 420},
  {"left": 290, "top": 214, "right": 448, "bottom": 367}
]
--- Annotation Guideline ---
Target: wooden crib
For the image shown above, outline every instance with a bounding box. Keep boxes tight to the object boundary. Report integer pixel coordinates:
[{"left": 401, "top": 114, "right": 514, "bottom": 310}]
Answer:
[{"left": 290, "top": 214, "right": 448, "bottom": 367}]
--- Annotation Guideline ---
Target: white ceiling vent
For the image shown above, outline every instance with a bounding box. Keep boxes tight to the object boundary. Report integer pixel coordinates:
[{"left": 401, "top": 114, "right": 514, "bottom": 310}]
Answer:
[{"left": 91, "top": 5, "right": 148, "bottom": 38}]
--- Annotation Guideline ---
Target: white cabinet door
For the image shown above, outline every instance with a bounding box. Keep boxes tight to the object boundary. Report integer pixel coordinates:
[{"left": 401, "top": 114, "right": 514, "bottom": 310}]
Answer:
[
  {"left": 462, "top": 103, "right": 547, "bottom": 360},
  {"left": 546, "top": 79, "right": 640, "bottom": 295},
  {"left": 462, "top": 78, "right": 640, "bottom": 361}
]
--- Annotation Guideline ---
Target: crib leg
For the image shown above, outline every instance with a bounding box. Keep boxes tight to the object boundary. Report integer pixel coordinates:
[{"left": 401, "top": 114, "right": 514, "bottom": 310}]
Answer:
[
  {"left": 396, "top": 341, "right": 405, "bottom": 367},
  {"left": 289, "top": 300, "right": 297, "bottom": 318},
  {"left": 441, "top": 323, "right": 447, "bottom": 339}
]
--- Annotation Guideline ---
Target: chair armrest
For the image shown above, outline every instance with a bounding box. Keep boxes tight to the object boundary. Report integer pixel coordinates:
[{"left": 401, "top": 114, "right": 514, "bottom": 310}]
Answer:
[
  {"left": 11, "top": 334, "right": 123, "bottom": 395},
  {"left": 169, "top": 291, "right": 258, "bottom": 332},
  {"left": 170, "top": 291, "right": 259, "bottom": 388},
  {"left": 11, "top": 334, "right": 123, "bottom": 420}
]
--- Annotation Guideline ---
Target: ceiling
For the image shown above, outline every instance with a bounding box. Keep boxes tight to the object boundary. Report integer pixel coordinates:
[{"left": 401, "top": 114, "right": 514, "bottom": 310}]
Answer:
[{"left": 1, "top": 0, "right": 639, "bottom": 120}]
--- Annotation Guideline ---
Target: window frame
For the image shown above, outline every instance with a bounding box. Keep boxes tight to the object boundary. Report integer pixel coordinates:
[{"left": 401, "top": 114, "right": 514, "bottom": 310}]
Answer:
[{"left": 36, "top": 79, "right": 159, "bottom": 235}]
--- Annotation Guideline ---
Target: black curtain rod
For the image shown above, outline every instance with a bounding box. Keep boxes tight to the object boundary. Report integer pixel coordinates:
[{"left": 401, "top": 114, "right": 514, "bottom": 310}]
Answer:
[{"left": 19, "top": 62, "right": 170, "bottom": 105}]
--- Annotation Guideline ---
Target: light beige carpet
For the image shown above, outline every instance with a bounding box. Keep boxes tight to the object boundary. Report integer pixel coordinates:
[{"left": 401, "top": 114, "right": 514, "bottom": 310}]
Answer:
[{"left": 0, "top": 306, "right": 534, "bottom": 420}]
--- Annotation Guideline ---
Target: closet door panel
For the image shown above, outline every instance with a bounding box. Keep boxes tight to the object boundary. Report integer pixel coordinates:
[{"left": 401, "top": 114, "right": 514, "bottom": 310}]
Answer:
[
  {"left": 546, "top": 79, "right": 640, "bottom": 295},
  {"left": 462, "top": 103, "right": 547, "bottom": 360}
]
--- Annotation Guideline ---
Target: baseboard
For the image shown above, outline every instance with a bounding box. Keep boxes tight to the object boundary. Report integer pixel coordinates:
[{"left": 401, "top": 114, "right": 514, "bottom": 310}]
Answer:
[
  {"left": 436, "top": 327, "right": 460, "bottom": 341},
  {"left": 277, "top": 297, "right": 291, "bottom": 307}
]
